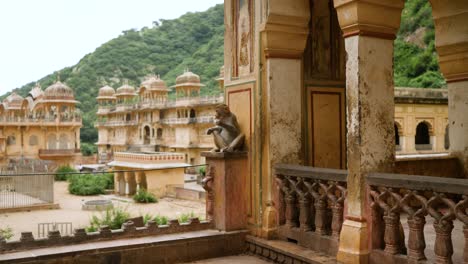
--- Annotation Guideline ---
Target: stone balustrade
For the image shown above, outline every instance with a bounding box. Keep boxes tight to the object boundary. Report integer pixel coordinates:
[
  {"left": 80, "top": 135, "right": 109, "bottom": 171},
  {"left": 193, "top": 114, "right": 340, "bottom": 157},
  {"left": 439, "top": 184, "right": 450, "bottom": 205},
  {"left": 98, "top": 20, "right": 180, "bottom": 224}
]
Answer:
[
  {"left": 275, "top": 164, "right": 347, "bottom": 255},
  {"left": 94, "top": 120, "right": 138, "bottom": 127},
  {"left": 160, "top": 116, "right": 214, "bottom": 125},
  {"left": 368, "top": 173, "right": 468, "bottom": 264},
  {"left": 114, "top": 152, "right": 185, "bottom": 163},
  {"left": 0, "top": 116, "right": 81, "bottom": 125},
  {"left": 0, "top": 218, "right": 212, "bottom": 254}
]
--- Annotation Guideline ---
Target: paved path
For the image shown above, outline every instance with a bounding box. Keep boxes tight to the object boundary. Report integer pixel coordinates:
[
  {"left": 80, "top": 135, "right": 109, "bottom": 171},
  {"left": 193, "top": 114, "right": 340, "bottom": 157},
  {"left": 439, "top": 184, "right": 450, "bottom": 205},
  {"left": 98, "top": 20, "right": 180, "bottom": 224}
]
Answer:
[{"left": 0, "top": 182, "right": 205, "bottom": 240}]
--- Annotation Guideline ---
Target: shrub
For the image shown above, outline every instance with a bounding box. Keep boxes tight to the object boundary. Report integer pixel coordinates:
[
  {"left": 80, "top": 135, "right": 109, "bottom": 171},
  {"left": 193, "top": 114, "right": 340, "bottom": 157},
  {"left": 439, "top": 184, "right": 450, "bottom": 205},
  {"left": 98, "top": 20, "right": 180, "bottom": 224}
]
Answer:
[
  {"left": 68, "top": 174, "right": 108, "bottom": 195},
  {"left": 198, "top": 166, "right": 206, "bottom": 176},
  {"left": 153, "top": 215, "right": 169, "bottom": 226},
  {"left": 102, "top": 173, "right": 114, "bottom": 189},
  {"left": 81, "top": 142, "right": 97, "bottom": 156},
  {"left": 55, "top": 165, "right": 77, "bottom": 181},
  {"left": 133, "top": 188, "right": 158, "bottom": 203},
  {"left": 0, "top": 227, "right": 13, "bottom": 240},
  {"left": 178, "top": 212, "right": 196, "bottom": 224},
  {"left": 86, "top": 207, "right": 130, "bottom": 231}
]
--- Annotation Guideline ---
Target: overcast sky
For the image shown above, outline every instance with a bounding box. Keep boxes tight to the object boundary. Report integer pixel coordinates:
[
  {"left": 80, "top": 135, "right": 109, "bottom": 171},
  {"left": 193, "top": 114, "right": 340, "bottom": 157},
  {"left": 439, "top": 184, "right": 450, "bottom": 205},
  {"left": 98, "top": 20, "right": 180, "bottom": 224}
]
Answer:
[{"left": 0, "top": 0, "right": 223, "bottom": 95}]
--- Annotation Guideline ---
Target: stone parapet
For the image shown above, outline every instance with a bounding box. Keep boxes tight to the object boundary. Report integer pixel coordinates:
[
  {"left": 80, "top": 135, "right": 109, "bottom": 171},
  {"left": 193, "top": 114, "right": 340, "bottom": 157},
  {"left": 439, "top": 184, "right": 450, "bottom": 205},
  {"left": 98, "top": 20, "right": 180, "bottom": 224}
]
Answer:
[{"left": 0, "top": 218, "right": 212, "bottom": 254}]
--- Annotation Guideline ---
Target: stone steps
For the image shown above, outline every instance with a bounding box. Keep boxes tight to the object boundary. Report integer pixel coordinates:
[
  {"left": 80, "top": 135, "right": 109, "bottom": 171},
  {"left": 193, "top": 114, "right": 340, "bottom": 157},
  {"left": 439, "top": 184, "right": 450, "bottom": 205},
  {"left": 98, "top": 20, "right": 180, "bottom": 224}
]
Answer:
[{"left": 245, "top": 235, "right": 337, "bottom": 264}]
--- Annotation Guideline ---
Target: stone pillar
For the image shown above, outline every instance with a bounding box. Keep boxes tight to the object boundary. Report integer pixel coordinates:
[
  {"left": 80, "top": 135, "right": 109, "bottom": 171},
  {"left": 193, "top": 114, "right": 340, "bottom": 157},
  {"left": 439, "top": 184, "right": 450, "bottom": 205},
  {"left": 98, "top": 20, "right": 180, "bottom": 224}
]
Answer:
[
  {"left": 259, "top": 0, "right": 310, "bottom": 239},
  {"left": 124, "top": 171, "right": 132, "bottom": 196},
  {"left": 334, "top": 1, "right": 404, "bottom": 263},
  {"left": 135, "top": 171, "right": 144, "bottom": 191},
  {"left": 201, "top": 152, "right": 248, "bottom": 231},
  {"left": 431, "top": 0, "right": 468, "bottom": 175},
  {"left": 114, "top": 172, "right": 121, "bottom": 194}
]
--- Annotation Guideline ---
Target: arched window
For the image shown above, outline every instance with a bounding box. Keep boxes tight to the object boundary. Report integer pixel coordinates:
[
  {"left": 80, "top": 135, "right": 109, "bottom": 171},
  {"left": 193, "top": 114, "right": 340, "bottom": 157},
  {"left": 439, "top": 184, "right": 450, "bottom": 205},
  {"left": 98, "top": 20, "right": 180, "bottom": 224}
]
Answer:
[
  {"left": 189, "top": 109, "right": 196, "bottom": 118},
  {"left": 157, "top": 128, "right": 163, "bottom": 139},
  {"left": 29, "top": 135, "right": 38, "bottom": 146},
  {"left": 394, "top": 123, "right": 400, "bottom": 146},
  {"left": 59, "top": 134, "right": 69, "bottom": 149},
  {"left": 7, "top": 135, "right": 16, "bottom": 146},
  {"left": 415, "top": 122, "right": 431, "bottom": 150},
  {"left": 444, "top": 125, "right": 449, "bottom": 150},
  {"left": 143, "top": 126, "right": 150, "bottom": 145},
  {"left": 47, "top": 134, "right": 57, "bottom": 150}
]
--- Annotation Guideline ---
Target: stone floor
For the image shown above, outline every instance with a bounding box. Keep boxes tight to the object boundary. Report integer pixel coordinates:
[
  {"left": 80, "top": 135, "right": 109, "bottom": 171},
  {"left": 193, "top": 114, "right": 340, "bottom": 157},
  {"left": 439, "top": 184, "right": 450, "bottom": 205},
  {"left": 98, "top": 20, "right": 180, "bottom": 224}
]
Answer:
[
  {"left": 185, "top": 255, "right": 271, "bottom": 264},
  {"left": 0, "top": 182, "right": 205, "bottom": 240}
]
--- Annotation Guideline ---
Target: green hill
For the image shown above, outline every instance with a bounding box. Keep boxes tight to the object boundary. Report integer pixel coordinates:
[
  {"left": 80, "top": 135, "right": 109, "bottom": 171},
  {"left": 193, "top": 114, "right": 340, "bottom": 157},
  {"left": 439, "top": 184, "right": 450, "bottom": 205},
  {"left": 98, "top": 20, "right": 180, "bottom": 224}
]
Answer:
[{"left": 2, "top": 0, "right": 441, "bottom": 145}]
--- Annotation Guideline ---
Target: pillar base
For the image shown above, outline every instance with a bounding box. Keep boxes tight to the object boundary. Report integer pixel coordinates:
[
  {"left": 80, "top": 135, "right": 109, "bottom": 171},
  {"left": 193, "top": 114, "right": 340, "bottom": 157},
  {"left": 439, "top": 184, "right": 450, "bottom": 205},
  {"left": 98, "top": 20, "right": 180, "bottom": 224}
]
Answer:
[
  {"left": 202, "top": 151, "right": 248, "bottom": 231},
  {"left": 337, "top": 219, "right": 369, "bottom": 264},
  {"left": 261, "top": 201, "right": 278, "bottom": 239}
]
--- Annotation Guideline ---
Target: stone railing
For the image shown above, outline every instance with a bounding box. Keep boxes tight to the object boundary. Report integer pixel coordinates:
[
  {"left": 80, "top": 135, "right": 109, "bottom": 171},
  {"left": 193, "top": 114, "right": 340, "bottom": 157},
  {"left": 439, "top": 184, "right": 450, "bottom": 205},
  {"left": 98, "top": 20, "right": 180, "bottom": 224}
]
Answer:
[
  {"left": 275, "top": 164, "right": 347, "bottom": 255},
  {"left": 114, "top": 152, "right": 185, "bottom": 163},
  {"left": 0, "top": 116, "right": 81, "bottom": 125},
  {"left": 94, "top": 120, "right": 138, "bottom": 127},
  {"left": 0, "top": 218, "right": 212, "bottom": 254},
  {"left": 160, "top": 116, "right": 214, "bottom": 125},
  {"left": 38, "top": 149, "right": 80, "bottom": 156},
  {"left": 368, "top": 173, "right": 468, "bottom": 264}
]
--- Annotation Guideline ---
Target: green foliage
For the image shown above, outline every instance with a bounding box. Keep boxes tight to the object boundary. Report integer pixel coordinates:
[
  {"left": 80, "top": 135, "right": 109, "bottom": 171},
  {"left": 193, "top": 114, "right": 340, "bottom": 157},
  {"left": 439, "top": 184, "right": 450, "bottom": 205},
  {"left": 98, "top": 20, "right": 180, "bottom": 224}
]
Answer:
[
  {"left": 395, "top": 0, "right": 445, "bottom": 88},
  {"left": 68, "top": 174, "right": 110, "bottom": 195},
  {"left": 55, "top": 165, "right": 77, "bottom": 181},
  {"left": 198, "top": 166, "right": 206, "bottom": 176},
  {"left": 86, "top": 207, "right": 130, "bottom": 231},
  {"left": 0, "top": 4, "right": 224, "bottom": 145},
  {"left": 81, "top": 142, "right": 97, "bottom": 156},
  {"left": 0, "top": 227, "right": 13, "bottom": 240},
  {"left": 153, "top": 215, "right": 169, "bottom": 226},
  {"left": 178, "top": 212, "right": 196, "bottom": 224},
  {"left": 133, "top": 188, "right": 158, "bottom": 203}
]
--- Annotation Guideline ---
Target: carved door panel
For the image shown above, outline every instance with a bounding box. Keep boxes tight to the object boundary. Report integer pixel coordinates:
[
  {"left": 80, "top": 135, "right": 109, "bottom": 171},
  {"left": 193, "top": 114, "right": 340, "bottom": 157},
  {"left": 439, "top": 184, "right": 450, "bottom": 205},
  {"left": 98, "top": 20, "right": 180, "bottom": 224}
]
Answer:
[{"left": 307, "top": 87, "right": 346, "bottom": 169}]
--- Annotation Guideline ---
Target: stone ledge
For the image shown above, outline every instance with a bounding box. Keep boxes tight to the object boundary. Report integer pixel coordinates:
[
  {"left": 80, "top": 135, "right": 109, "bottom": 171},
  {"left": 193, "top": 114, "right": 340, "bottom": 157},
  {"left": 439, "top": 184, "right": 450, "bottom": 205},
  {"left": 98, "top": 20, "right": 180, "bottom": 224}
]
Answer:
[
  {"left": 0, "top": 230, "right": 248, "bottom": 264},
  {"left": 0, "top": 203, "right": 60, "bottom": 214},
  {"left": 201, "top": 151, "right": 248, "bottom": 159},
  {"left": 0, "top": 218, "right": 213, "bottom": 254}
]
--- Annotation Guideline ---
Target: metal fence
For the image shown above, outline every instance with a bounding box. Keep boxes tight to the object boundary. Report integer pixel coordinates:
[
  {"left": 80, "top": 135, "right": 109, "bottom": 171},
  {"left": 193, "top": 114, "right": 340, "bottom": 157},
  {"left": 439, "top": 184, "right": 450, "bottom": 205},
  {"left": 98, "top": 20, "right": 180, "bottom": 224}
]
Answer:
[
  {"left": 37, "top": 222, "right": 73, "bottom": 238},
  {"left": 0, "top": 174, "right": 54, "bottom": 209}
]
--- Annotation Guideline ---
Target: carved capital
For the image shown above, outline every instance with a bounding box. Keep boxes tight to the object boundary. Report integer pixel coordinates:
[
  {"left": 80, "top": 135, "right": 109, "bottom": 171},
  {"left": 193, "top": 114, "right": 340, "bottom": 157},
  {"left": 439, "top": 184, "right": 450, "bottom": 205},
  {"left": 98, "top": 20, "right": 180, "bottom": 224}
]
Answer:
[
  {"left": 260, "top": 0, "right": 310, "bottom": 59},
  {"left": 334, "top": 0, "right": 404, "bottom": 39}
]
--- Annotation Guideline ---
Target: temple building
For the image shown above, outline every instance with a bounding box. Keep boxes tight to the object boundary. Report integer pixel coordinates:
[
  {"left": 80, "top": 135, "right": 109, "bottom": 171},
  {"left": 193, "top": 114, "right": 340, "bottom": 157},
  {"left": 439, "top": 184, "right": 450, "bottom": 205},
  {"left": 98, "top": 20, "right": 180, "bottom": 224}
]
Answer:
[
  {"left": 95, "top": 69, "right": 224, "bottom": 165},
  {"left": 0, "top": 81, "right": 82, "bottom": 167}
]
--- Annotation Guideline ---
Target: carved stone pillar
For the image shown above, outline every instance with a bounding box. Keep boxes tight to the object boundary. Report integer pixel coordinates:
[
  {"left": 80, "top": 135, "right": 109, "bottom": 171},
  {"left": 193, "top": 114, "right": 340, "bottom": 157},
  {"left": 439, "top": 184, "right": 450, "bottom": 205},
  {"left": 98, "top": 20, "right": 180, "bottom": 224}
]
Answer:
[
  {"left": 201, "top": 151, "right": 248, "bottom": 231},
  {"left": 259, "top": 0, "right": 310, "bottom": 239},
  {"left": 124, "top": 171, "right": 133, "bottom": 196},
  {"left": 114, "top": 172, "right": 121, "bottom": 194},
  {"left": 431, "top": 0, "right": 468, "bottom": 175},
  {"left": 334, "top": 1, "right": 404, "bottom": 263},
  {"left": 135, "top": 171, "right": 144, "bottom": 191}
]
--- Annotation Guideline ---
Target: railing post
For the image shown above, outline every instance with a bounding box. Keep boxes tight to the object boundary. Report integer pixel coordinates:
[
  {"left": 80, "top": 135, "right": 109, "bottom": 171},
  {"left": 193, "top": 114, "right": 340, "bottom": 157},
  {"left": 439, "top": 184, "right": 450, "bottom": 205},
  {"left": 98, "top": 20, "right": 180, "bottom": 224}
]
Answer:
[
  {"left": 407, "top": 216, "right": 427, "bottom": 262},
  {"left": 433, "top": 220, "right": 454, "bottom": 264},
  {"left": 383, "top": 212, "right": 402, "bottom": 255}
]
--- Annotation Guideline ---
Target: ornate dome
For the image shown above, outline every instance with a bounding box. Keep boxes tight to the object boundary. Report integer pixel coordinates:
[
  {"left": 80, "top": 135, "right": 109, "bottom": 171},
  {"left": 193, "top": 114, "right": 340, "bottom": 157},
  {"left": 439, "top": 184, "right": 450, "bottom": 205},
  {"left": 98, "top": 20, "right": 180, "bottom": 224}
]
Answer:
[
  {"left": 98, "top": 85, "right": 116, "bottom": 98},
  {"left": 116, "top": 81, "right": 136, "bottom": 96},
  {"left": 175, "top": 70, "right": 202, "bottom": 86},
  {"left": 44, "top": 81, "right": 75, "bottom": 100},
  {"left": 5, "top": 92, "right": 24, "bottom": 107},
  {"left": 141, "top": 75, "right": 168, "bottom": 91}
]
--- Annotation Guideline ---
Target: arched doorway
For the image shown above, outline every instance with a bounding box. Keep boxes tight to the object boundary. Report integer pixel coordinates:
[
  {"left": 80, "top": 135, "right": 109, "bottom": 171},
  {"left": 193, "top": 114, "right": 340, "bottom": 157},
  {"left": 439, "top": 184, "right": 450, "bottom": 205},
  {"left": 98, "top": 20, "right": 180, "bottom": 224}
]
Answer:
[
  {"left": 189, "top": 109, "right": 196, "bottom": 118},
  {"left": 415, "top": 122, "right": 431, "bottom": 150},
  {"left": 143, "top": 126, "right": 150, "bottom": 145}
]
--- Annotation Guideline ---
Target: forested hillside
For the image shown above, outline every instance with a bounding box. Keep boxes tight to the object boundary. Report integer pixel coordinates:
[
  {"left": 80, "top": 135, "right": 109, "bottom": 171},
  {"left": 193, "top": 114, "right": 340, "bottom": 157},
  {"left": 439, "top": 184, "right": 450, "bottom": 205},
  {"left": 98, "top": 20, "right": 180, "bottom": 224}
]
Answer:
[{"left": 2, "top": 0, "right": 441, "bottom": 145}]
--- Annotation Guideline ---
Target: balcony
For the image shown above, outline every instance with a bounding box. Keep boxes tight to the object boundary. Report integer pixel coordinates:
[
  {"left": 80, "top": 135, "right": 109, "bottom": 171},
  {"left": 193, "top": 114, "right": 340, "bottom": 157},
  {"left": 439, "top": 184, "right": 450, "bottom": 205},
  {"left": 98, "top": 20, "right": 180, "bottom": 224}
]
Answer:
[
  {"left": 160, "top": 116, "right": 214, "bottom": 125},
  {"left": 94, "top": 120, "right": 138, "bottom": 127},
  {"left": 38, "top": 149, "right": 80, "bottom": 159},
  {"left": 0, "top": 116, "right": 82, "bottom": 126}
]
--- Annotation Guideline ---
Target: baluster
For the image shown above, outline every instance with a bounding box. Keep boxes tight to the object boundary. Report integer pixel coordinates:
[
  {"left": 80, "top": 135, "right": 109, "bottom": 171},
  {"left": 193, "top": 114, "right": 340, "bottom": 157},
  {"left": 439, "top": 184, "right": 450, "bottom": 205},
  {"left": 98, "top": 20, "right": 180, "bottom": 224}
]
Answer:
[
  {"left": 285, "top": 192, "right": 298, "bottom": 228},
  {"left": 407, "top": 216, "right": 426, "bottom": 261},
  {"left": 295, "top": 178, "right": 311, "bottom": 232},
  {"left": 454, "top": 195, "right": 467, "bottom": 264},
  {"left": 329, "top": 183, "right": 345, "bottom": 238},
  {"left": 310, "top": 180, "right": 328, "bottom": 235},
  {"left": 383, "top": 211, "right": 402, "bottom": 255},
  {"left": 401, "top": 191, "right": 427, "bottom": 262},
  {"left": 427, "top": 193, "right": 456, "bottom": 264}
]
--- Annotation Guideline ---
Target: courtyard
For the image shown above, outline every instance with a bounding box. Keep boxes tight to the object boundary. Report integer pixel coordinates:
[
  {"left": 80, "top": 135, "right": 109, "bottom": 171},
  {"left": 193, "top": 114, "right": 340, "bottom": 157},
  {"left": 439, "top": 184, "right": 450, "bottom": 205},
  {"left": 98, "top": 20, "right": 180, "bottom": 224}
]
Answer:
[{"left": 0, "top": 181, "right": 205, "bottom": 240}]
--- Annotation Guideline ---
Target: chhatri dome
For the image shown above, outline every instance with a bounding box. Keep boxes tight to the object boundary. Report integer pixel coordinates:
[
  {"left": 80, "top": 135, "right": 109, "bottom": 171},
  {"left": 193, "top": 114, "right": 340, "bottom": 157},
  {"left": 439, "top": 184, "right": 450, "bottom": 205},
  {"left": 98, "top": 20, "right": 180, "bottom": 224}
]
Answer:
[
  {"left": 44, "top": 81, "right": 75, "bottom": 100},
  {"left": 116, "top": 81, "right": 136, "bottom": 96},
  {"left": 4, "top": 92, "right": 24, "bottom": 108},
  {"left": 141, "top": 75, "right": 169, "bottom": 91},
  {"left": 29, "top": 83, "right": 44, "bottom": 99},
  {"left": 173, "top": 69, "right": 205, "bottom": 88},
  {"left": 97, "top": 85, "right": 116, "bottom": 99}
]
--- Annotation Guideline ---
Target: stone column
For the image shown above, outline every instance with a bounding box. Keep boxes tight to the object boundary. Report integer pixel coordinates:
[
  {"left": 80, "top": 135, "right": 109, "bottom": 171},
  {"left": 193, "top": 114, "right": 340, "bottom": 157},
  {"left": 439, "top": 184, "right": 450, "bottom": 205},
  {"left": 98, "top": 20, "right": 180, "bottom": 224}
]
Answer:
[
  {"left": 334, "top": 1, "right": 404, "bottom": 263},
  {"left": 201, "top": 152, "right": 248, "bottom": 231},
  {"left": 114, "top": 172, "right": 122, "bottom": 194},
  {"left": 259, "top": 0, "right": 310, "bottom": 239},
  {"left": 431, "top": 0, "right": 468, "bottom": 174},
  {"left": 135, "top": 171, "right": 144, "bottom": 191},
  {"left": 124, "top": 171, "right": 132, "bottom": 196}
]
